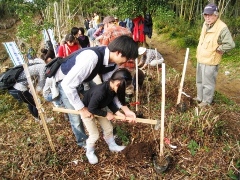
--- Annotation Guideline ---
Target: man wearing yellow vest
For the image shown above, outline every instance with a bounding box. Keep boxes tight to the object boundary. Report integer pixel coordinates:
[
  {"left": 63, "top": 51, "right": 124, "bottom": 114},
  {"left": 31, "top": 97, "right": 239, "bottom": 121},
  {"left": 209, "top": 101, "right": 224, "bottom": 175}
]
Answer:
[{"left": 195, "top": 3, "right": 235, "bottom": 107}]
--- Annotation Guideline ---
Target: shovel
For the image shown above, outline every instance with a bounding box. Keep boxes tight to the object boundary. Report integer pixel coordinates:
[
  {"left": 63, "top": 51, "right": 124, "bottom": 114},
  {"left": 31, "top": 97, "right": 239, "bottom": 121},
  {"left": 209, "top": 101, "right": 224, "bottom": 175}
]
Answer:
[
  {"left": 176, "top": 48, "right": 189, "bottom": 112},
  {"left": 153, "top": 63, "right": 172, "bottom": 173},
  {"left": 52, "top": 107, "right": 157, "bottom": 125}
]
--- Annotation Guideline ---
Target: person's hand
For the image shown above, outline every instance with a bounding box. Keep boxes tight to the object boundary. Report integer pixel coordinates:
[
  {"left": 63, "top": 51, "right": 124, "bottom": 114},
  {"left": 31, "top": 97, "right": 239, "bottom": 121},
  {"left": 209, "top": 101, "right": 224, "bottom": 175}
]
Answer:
[
  {"left": 121, "top": 106, "right": 136, "bottom": 123},
  {"left": 106, "top": 112, "right": 115, "bottom": 121},
  {"left": 216, "top": 49, "right": 224, "bottom": 55},
  {"left": 78, "top": 107, "right": 93, "bottom": 118},
  {"left": 115, "top": 111, "right": 126, "bottom": 121}
]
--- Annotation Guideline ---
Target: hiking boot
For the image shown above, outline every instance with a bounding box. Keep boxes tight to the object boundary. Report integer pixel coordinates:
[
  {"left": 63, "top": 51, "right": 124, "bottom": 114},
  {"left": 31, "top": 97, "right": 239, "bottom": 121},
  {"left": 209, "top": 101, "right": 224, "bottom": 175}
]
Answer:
[{"left": 198, "top": 102, "right": 209, "bottom": 107}]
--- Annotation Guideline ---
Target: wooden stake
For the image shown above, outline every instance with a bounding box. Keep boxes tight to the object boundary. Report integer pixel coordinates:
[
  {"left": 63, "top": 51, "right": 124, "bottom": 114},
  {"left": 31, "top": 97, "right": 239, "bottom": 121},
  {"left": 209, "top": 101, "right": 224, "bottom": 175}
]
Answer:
[
  {"left": 155, "top": 48, "right": 160, "bottom": 82},
  {"left": 54, "top": 2, "right": 61, "bottom": 42},
  {"left": 176, "top": 48, "right": 189, "bottom": 105},
  {"left": 135, "top": 58, "right": 139, "bottom": 112},
  {"left": 160, "top": 63, "right": 166, "bottom": 157},
  {"left": 23, "top": 64, "right": 55, "bottom": 152}
]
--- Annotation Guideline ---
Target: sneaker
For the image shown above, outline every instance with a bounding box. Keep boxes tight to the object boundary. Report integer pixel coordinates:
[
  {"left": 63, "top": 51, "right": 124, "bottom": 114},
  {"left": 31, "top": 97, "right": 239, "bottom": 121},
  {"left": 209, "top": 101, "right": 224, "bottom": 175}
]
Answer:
[
  {"left": 35, "top": 117, "right": 54, "bottom": 124},
  {"left": 193, "top": 97, "right": 201, "bottom": 102},
  {"left": 86, "top": 151, "right": 98, "bottom": 164},
  {"left": 198, "top": 102, "right": 209, "bottom": 107}
]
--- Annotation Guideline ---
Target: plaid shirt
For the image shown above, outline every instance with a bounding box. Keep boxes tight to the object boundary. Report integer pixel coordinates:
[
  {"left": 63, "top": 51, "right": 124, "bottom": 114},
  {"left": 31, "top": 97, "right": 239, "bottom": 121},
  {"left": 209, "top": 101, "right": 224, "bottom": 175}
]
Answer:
[
  {"left": 101, "top": 25, "right": 132, "bottom": 45},
  {"left": 141, "top": 49, "right": 163, "bottom": 64}
]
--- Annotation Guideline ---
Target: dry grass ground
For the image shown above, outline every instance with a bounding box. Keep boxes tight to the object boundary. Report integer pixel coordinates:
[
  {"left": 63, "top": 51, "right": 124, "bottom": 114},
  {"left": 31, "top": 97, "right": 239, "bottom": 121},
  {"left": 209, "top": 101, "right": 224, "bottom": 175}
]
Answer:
[{"left": 0, "top": 65, "right": 239, "bottom": 179}]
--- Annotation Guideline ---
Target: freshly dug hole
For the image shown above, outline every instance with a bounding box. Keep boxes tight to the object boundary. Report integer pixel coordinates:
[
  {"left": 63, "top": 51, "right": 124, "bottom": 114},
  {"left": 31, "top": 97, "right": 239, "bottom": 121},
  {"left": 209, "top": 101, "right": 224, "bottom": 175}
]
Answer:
[{"left": 122, "top": 142, "right": 155, "bottom": 163}]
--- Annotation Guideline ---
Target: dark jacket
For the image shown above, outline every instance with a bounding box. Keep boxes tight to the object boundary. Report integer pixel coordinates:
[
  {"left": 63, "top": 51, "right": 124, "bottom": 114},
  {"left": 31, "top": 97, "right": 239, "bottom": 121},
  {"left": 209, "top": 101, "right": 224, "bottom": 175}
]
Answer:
[{"left": 83, "top": 81, "right": 119, "bottom": 117}]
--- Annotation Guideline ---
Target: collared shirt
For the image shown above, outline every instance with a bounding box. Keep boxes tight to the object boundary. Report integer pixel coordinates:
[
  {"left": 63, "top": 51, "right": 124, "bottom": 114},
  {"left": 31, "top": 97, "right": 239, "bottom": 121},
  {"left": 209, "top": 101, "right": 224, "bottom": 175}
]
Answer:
[
  {"left": 101, "top": 25, "right": 132, "bottom": 46},
  {"left": 60, "top": 47, "right": 119, "bottom": 110},
  {"left": 13, "top": 63, "right": 46, "bottom": 92}
]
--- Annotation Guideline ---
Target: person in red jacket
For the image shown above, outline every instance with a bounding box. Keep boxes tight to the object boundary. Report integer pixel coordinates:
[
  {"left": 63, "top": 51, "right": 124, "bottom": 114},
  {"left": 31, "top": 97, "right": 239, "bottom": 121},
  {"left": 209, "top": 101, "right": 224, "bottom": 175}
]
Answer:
[{"left": 57, "top": 34, "right": 80, "bottom": 58}]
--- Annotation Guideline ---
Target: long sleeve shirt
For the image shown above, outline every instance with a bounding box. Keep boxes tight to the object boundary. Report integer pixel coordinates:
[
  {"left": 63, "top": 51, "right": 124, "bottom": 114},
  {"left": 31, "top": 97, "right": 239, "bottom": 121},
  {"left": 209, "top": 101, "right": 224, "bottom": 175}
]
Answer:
[
  {"left": 93, "top": 28, "right": 103, "bottom": 38},
  {"left": 82, "top": 81, "right": 119, "bottom": 117},
  {"left": 13, "top": 63, "right": 46, "bottom": 92},
  {"left": 140, "top": 49, "right": 163, "bottom": 64},
  {"left": 57, "top": 43, "right": 79, "bottom": 58},
  {"left": 60, "top": 48, "right": 119, "bottom": 110},
  {"left": 101, "top": 25, "right": 132, "bottom": 46}
]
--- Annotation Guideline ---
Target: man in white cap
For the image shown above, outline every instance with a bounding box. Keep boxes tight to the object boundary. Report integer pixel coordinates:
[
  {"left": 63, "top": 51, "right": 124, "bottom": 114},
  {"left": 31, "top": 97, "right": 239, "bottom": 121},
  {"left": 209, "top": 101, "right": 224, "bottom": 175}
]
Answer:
[
  {"left": 137, "top": 47, "right": 164, "bottom": 70},
  {"left": 195, "top": 3, "right": 235, "bottom": 107}
]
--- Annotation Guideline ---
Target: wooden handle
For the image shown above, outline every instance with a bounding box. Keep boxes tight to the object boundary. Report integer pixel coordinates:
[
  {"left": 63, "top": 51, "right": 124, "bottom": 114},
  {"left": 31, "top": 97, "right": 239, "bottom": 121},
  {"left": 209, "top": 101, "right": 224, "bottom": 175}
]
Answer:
[{"left": 52, "top": 107, "right": 157, "bottom": 125}]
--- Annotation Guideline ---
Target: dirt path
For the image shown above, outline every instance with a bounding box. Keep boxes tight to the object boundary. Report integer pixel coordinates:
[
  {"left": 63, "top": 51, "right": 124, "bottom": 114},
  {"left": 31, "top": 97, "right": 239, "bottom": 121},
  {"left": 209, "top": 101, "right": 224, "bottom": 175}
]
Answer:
[{"left": 148, "top": 33, "right": 240, "bottom": 105}]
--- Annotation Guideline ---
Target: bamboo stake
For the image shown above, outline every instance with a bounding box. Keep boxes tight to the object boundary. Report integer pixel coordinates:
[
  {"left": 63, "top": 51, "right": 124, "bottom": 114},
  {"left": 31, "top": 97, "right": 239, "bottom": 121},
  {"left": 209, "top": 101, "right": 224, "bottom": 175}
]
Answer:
[
  {"left": 176, "top": 48, "right": 189, "bottom": 105},
  {"left": 52, "top": 107, "right": 157, "bottom": 125},
  {"left": 135, "top": 58, "right": 139, "bottom": 112},
  {"left": 54, "top": 2, "right": 61, "bottom": 42},
  {"left": 155, "top": 48, "right": 160, "bottom": 82},
  {"left": 160, "top": 63, "right": 166, "bottom": 157},
  {"left": 23, "top": 64, "right": 55, "bottom": 152}
]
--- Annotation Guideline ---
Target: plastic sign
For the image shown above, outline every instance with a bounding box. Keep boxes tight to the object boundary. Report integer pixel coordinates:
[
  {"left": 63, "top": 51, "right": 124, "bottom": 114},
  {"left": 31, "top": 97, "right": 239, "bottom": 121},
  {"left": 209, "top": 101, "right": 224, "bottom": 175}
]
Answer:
[{"left": 3, "top": 42, "right": 25, "bottom": 66}]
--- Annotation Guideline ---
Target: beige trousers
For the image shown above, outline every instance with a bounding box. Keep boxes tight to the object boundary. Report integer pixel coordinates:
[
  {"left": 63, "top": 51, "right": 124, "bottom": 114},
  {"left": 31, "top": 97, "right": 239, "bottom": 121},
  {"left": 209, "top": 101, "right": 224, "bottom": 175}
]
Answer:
[{"left": 82, "top": 115, "right": 113, "bottom": 146}]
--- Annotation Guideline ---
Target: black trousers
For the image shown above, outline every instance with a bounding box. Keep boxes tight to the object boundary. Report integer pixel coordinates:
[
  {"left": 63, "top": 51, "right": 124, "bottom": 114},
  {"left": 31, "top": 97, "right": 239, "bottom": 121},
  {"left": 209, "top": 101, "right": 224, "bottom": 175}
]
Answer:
[{"left": 8, "top": 87, "right": 38, "bottom": 118}]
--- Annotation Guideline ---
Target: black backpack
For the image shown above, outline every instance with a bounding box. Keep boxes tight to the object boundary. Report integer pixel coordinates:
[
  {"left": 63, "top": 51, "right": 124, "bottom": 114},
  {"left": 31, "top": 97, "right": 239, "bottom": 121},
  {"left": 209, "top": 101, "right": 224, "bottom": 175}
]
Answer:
[
  {"left": 44, "top": 47, "right": 104, "bottom": 78},
  {"left": 45, "top": 57, "right": 66, "bottom": 78},
  {"left": 0, "top": 63, "right": 36, "bottom": 90}
]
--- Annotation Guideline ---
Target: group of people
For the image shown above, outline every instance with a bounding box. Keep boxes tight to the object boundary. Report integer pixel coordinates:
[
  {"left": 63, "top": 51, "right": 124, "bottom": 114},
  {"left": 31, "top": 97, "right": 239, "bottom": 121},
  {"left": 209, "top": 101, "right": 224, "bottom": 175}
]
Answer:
[{"left": 7, "top": 3, "right": 235, "bottom": 165}]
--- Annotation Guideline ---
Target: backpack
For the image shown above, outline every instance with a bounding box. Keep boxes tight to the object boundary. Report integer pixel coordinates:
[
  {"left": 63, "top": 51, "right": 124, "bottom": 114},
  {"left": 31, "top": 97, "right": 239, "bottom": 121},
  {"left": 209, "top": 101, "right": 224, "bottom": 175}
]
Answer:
[
  {"left": 45, "top": 47, "right": 104, "bottom": 78},
  {"left": 0, "top": 63, "right": 37, "bottom": 90},
  {"left": 45, "top": 57, "right": 66, "bottom": 78}
]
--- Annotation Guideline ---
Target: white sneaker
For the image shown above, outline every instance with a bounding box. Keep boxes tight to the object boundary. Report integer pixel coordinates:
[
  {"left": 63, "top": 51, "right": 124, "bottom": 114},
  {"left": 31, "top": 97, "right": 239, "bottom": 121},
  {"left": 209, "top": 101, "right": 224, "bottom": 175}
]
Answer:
[
  {"left": 198, "top": 102, "right": 209, "bottom": 107},
  {"left": 35, "top": 117, "right": 54, "bottom": 124},
  {"left": 109, "top": 143, "right": 126, "bottom": 152},
  {"left": 193, "top": 97, "right": 201, "bottom": 102},
  {"left": 86, "top": 151, "right": 98, "bottom": 164}
]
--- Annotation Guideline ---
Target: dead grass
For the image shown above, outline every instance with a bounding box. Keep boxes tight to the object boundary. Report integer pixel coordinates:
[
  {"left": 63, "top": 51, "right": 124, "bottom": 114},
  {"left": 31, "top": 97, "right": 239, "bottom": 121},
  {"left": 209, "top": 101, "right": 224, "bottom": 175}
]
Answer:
[{"left": 0, "top": 66, "right": 239, "bottom": 179}]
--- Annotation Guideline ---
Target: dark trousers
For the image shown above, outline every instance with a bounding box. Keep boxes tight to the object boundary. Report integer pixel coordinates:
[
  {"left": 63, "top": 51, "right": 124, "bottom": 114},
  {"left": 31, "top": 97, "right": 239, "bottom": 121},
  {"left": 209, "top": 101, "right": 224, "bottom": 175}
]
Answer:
[{"left": 8, "top": 87, "right": 38, "bottom": 118}]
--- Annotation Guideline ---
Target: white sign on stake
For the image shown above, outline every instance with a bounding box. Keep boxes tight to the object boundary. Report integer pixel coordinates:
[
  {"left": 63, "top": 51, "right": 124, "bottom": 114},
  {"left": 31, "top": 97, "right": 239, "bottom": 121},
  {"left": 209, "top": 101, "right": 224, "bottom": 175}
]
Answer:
[
  {"left": 3, "top": 42, "right": 25, "bottom": 66},
  {"left": 43, "top": 29, "right": 57, "bottom": 45}
]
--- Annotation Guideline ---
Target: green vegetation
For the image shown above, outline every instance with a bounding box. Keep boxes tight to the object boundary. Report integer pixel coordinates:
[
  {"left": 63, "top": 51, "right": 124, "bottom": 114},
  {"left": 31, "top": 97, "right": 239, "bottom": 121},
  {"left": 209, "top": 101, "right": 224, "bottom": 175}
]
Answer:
[{"left": 187, "top": 140, "right": 199, "bottom": 156}]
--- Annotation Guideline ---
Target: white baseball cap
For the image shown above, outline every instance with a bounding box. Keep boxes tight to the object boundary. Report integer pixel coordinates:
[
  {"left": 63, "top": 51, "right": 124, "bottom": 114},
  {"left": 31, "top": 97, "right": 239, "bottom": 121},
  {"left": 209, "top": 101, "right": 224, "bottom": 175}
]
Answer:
[{"left": 138, "top": 47, "right": 147, "bottom": 55}]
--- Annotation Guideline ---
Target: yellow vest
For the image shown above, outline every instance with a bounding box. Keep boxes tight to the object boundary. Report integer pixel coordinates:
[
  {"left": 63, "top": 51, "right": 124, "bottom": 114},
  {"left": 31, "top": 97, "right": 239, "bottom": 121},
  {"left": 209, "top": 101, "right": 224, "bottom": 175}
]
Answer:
[{"left": 196, "top": 19, "right": 227, "bottom": 65}]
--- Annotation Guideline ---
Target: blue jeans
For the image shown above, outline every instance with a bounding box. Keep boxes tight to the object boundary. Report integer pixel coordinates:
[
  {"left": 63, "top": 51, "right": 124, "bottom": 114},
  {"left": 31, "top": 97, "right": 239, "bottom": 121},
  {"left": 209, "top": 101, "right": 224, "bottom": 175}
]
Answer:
[
  {"left": 58, "top": 83, "right": 88, "bottom": 147},
  {"left": 43, "top": 93, "right": 63, "bottom": 107},
  {"left": 8, "top": 87, "right": 38, "bottom": 118}
]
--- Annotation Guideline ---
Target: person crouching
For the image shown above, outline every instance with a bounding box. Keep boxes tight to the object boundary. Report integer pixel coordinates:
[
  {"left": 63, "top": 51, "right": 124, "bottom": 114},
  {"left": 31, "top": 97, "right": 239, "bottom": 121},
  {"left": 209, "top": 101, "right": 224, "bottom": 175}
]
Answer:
[{"left": 81, "top": 68, "right": 134, "bottom": 164}]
